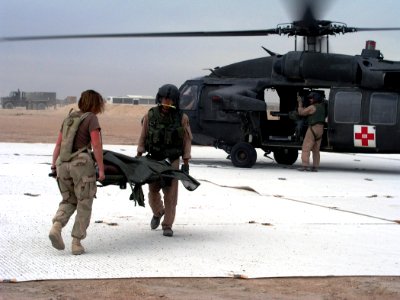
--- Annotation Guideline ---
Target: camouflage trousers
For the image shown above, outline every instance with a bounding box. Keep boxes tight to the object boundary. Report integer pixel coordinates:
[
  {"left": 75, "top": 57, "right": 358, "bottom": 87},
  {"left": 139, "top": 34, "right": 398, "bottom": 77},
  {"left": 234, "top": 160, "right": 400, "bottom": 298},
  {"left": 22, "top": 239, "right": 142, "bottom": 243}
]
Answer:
[
  {"left": 52, "top": 152, "right": 97, "bottom": 239},
  {"left": 301, "top": 123, "right": 324, "bottom": 168},
  {"left": 148, "top": 159, "right": 179, "bottom": 230}
]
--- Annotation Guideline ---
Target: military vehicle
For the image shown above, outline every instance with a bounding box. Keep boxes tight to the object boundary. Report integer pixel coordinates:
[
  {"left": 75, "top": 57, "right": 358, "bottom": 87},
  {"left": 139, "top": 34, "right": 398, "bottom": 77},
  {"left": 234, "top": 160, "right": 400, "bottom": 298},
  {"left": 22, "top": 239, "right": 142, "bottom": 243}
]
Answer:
[{"left": 1, "top": 90, "right": 56, "bottom": 110}]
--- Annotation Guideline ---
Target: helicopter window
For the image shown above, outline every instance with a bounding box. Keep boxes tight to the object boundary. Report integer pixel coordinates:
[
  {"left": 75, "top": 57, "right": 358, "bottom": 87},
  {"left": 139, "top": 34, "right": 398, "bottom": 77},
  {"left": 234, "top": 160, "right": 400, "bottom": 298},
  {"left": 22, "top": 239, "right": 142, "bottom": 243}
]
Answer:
[
  {"left": 180, "top": 85, "right": 198, "bottom": 110},
  {"left": 369, "top": 93, "right": 398, "bottom": 125},
  {"left": 334, "top": 91, "right": 362, "bottom": 123}
]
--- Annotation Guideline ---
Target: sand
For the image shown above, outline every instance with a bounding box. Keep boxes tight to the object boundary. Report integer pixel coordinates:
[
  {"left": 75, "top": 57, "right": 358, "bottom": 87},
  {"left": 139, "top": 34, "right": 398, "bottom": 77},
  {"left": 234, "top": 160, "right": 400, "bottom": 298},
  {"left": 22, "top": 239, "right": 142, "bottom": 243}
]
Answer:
[{"left": 1, "top": 105, "right": 400, "bottom": 299}]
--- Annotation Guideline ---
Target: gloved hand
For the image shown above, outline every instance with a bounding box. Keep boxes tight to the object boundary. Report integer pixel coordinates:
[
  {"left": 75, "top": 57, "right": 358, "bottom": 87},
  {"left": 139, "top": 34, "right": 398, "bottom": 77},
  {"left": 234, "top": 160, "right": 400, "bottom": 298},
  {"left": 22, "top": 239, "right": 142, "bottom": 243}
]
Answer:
[
  {"left": 48, "top": 166, "right": 57, "bottom": 178},
  {"left": 181, "top": 164, "right": 189, "bottom": 175}
]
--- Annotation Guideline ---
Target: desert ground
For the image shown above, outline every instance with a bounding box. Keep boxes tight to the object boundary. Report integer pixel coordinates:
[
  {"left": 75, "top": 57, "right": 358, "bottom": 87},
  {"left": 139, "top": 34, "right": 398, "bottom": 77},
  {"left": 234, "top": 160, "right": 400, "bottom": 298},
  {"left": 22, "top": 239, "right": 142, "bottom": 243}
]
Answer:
[{"left": 1, "top": 105, "right": 400, "bottom": 299}]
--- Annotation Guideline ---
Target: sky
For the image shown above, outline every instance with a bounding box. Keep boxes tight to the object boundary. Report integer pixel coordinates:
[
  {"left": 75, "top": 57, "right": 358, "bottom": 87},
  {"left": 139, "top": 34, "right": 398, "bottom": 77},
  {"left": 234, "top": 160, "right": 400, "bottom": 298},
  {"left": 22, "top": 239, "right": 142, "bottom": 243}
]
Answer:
[
  {"left": 1, "top": 143, "right": 400, "bottom": 280},
  {"left": 1, "top": 0, "right": 400, "bottom": 99}
]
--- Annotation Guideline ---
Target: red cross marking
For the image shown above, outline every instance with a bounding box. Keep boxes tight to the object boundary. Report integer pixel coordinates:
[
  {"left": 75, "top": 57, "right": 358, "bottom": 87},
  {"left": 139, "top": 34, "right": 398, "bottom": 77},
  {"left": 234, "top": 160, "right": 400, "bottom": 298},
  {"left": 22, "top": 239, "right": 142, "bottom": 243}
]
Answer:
[{"left": 354, "top": 126, "right": 375, "bottom": 146}]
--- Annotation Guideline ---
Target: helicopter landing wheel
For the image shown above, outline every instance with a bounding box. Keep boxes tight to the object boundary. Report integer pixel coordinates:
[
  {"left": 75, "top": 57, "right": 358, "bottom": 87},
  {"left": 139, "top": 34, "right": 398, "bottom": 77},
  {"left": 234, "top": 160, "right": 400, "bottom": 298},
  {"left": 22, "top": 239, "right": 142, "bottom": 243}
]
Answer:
[
  {"left": 230, "top": 142, "right": 257, "bottom": 168},
  {"left": 273, "top": 149, "right": 298, "bottom": 165}
]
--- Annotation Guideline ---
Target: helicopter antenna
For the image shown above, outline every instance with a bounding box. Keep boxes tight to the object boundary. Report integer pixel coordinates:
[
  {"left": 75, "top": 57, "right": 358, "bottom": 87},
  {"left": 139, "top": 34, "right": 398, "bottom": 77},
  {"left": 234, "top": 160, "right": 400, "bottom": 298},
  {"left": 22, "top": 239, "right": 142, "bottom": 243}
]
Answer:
[
  {"left": 206, "top": 68, "right": 221, "bottom": 77},
  {"left": 261, "top": 47, "right": 277, "bottom": 56}
]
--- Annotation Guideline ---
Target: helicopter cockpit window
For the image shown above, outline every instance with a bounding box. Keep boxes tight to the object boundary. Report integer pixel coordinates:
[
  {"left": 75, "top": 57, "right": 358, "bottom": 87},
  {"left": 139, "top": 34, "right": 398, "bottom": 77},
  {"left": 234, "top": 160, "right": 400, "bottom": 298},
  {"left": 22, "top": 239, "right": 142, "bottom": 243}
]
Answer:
[
  {"left": 334, "top": 91, "right": 362, "bottom": 123},
  {"left": 180, "top": 85, "right": 199, "bottom": 111},
  {"left": 369, "top": 93, "right": 398, "bottom": 125}
]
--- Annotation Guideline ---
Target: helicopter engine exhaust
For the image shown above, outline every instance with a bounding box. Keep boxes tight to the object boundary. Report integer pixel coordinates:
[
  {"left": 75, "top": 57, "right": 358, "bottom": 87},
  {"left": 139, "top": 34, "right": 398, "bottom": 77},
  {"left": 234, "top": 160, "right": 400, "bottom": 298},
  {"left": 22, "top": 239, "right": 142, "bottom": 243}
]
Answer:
[
  {"left": 273, "top": 46, "right": 400, "bottom": 91},
  {"left": 273, "top": 51, "right": 359, "bottom": 84}
]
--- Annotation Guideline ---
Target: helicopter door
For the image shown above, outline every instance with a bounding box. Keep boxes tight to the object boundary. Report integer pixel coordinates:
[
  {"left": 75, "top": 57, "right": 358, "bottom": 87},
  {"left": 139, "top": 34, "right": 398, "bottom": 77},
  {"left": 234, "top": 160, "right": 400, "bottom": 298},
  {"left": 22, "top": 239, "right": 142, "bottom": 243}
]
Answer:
[{"left": 328, "top": 88, "right": 400, "bottom": 152}]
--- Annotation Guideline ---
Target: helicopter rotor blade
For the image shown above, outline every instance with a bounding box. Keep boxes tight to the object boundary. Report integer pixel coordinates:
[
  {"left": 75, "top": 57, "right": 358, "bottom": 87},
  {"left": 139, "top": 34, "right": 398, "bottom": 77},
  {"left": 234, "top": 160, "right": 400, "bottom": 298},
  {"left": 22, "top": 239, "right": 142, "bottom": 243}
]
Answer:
[
  {"left": 0, "top": 29, "right": 280, "bottom": 42},
  {"left": 300, "top": 1, "right": 318, "bottom": 28},
  {"left": 3, "top": 25, "right": 400, "bottom": 42},
  {"left": 3, "top": 25, "right": 400, "bottom": 43},
  {"left": 286, "top": 0, "right": 332, "bottom": 26},
  {"left": 349, "top": 27, "right": 400, "bottom": 32},
  {"left": 1, "top": 0, "right": 399, "bottom": 43}
]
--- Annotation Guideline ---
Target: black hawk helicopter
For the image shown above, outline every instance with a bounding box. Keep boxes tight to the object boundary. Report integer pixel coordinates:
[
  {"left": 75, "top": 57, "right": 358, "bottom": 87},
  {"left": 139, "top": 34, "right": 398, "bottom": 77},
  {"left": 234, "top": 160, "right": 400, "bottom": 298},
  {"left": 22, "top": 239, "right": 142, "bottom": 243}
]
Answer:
[{"left": 2, "top": 1, "right": 400, "bottom": 168}]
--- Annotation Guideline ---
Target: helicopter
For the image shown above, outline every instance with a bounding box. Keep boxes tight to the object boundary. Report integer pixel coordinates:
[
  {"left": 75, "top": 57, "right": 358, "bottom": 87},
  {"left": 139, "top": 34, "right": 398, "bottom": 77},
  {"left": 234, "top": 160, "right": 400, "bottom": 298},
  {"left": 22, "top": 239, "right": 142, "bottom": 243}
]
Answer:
[
  {"left": 177, "top": 38, "right": 400, "bottom": 168},
  {"left": 2, "top": 1, "right": 400, "bottom": 168}
]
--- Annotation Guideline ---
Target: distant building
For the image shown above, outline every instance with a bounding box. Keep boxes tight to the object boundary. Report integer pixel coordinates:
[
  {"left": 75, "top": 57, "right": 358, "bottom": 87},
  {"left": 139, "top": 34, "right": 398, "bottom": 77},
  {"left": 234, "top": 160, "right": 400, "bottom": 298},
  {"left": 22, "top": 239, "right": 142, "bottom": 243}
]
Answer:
[{"left": 106, "top": 95, "right": 155, "bottom": 105}]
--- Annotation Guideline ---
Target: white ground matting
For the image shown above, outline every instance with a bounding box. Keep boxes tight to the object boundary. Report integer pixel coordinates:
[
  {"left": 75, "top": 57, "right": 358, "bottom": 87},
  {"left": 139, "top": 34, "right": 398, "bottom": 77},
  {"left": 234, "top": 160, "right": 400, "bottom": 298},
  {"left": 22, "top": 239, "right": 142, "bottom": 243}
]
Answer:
[{"left": 0, "top": 143, "right": 399, "bottom": 281}]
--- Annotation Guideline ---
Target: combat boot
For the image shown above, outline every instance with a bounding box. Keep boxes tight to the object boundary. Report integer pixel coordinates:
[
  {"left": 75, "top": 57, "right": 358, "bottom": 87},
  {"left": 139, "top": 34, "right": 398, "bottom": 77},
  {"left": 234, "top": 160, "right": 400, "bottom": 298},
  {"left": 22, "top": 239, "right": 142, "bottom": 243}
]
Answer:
[
  {"left": 163, "top": 227, "right": 174, "bottom": 237},
  {"left": 49, "top": 221, "right": 65, "bottom": 250},
  {"left": 150, "top": 210, "right": 165, "bottom": 230},
  {"left": 71, "top": 237, "right": 85, "bottom": 255}
]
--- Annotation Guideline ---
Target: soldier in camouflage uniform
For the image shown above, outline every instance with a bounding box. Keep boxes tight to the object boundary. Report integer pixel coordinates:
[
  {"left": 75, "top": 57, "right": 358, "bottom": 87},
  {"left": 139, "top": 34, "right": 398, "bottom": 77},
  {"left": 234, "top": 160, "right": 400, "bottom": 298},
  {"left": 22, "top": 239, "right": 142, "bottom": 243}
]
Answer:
[
  {"left": 49, "top": 90, "right": 105, "bottom": 255},
  {"left": 297, "top": 91, "right": 327, "bottom": 172},
  {"left": 137, "top": 84, "right": 192, "bottom": 237}
]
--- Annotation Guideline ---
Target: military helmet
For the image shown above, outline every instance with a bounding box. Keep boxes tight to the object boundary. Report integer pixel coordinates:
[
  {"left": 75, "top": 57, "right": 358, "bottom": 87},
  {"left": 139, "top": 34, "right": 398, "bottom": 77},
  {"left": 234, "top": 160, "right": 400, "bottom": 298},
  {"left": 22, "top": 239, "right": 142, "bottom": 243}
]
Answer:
[
  {"left": 308, "top": 91, "right": 323, "bottom": 102},
  {"left": 156, "top": 84, "right": 180, "bottom": 109}
]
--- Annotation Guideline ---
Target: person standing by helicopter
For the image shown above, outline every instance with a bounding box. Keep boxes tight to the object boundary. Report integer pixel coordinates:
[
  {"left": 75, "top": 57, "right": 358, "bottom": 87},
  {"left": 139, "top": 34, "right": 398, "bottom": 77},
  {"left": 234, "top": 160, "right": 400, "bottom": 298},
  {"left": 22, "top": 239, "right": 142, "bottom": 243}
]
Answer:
[
  {"left": 137, "top": 84, "right": 192, "bottom": 237},
  {"left": 297, "top": 91, "right": 327, "bottom": 172},
  {"left": 49, "top": 89, "right": 105, "bottom": 255}
]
